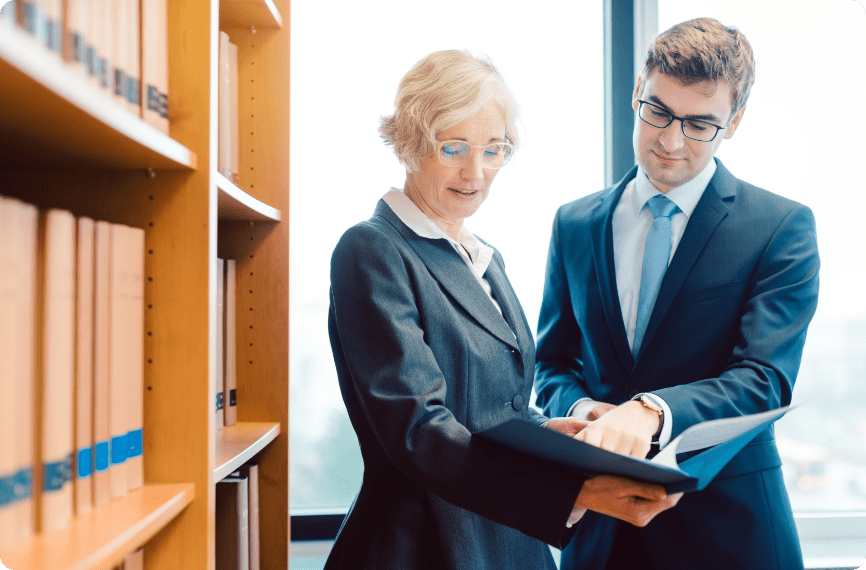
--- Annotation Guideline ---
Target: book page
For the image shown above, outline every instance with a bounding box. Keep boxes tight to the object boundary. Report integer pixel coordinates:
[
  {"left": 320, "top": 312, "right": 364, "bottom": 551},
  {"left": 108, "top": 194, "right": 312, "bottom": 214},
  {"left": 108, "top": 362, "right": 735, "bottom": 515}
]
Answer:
[{"left": 653, "top": 406, "right": 792, "bottom": 468}]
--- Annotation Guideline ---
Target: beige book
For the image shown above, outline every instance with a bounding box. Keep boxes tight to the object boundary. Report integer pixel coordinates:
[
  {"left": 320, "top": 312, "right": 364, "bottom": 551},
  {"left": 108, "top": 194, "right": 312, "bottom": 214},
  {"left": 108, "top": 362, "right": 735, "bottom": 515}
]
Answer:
[
  {"left": 140, "top": 0, "right": 169, "bottom": 132},
  {"left": 38, "top": 209, "right": 76, "bottom": 534},
  {"left": 241, "top": 465, "right": 260, "bottom": 570},
  {"left": 0, "top": 197, "right": 20, "bottom": 548},
  {"left": 111, "top": 0, "right": 129, "bottom": 110},
  {"left": 65, "top": 0, "right": 89, "bottom": 79},
  {"left": 88, "top": 0, "right": 109, "bottom": 91},
  {"left": 108, "top": 223, "right": 129, "bottom": 500},
  {"left": 74, "top": 217, "right": 96, "bottom": 516},
  {"left": 92, "top": 220, "right": 112, "bottom": 508},
  {"left": 126, "top": 0, "right": 140, "bottom": 115},
  {"left": 218, "top": 31, "right": 232, "bottom": 181},
  {"left": 126, "top": 227, "right": 145, "bottom": 492},
  {"left": 224, "top": 259, "right": 237, "bottom": 427},
  {"left": 228, "top": 40, "right": 239, "bottom": 184},
  {"left": 216, "top": 475, "right": 250, "bottom": 570},
  {"left": 216, "top": 258, "right": 225, "bottom": 431},
  {"left": 14, "top": 199, "right": 39, "bottom": 546}
]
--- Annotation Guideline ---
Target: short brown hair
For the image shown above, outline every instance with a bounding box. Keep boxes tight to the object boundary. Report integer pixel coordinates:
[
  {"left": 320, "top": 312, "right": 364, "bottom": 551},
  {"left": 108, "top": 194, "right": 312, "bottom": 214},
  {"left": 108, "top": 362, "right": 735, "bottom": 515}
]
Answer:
[
  {"left": 640, "top": 17, "right": 755, "bottom": 119},
  {"left": 379, "top": 50, "right": 520, "bottom": 172}
]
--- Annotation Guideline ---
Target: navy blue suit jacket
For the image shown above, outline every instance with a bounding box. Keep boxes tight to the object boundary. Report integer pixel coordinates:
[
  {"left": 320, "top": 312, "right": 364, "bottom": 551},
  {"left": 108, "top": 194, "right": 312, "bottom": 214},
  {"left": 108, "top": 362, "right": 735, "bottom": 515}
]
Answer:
[
  {"left": 536, "top": 160, "right": 819, "bottom": 569},
  {"left": 326, "top": 200, "right": 584, "bottom": 570}
]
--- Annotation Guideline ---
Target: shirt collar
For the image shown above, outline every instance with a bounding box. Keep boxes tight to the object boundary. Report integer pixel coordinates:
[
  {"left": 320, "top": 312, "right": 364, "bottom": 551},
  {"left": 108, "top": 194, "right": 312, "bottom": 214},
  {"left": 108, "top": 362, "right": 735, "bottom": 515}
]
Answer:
[
  {"left": 382, "top": 188, "right": 493, "bottom": 271},
  {"left": 632, "top": 158, "right": 717, "bottom": 219}
]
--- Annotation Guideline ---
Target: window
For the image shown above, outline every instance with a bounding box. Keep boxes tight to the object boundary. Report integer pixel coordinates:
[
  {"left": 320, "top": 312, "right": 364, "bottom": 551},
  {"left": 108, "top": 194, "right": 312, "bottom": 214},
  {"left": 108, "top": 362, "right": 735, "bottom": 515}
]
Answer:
[
  {"left": 658, "top": 0, "right": 866, "bottom": 517},
  {"left": 289, "top": 2, "right": 604, "bottom": 513}
]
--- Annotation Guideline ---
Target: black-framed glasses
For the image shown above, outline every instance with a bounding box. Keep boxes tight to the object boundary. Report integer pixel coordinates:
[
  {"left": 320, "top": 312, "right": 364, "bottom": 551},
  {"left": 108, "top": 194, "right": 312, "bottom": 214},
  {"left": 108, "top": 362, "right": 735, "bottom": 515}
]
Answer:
[
  {"left": 637, "top": 100, "right": 732, "bottom": 142},
  {"left": 436, "top": 140, "right": 514, "bottom": 169}
]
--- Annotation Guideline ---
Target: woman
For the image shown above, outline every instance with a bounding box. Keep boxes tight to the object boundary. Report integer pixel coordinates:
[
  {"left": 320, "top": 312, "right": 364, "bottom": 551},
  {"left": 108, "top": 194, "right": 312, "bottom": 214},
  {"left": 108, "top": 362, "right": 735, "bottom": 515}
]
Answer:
[{"left": 326, "top": 50, "right": 678, "bottom": 569}]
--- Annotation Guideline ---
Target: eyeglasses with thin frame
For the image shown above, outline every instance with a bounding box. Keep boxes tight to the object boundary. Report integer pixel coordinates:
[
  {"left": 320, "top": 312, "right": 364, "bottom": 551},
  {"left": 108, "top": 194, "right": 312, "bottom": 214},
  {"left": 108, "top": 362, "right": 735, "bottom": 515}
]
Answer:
[
  {"left": 637, "top": 100, "right": 733, "bottom": 142},
  {"left": 435, "top": 140, "right": 514, "bottom": 169}
]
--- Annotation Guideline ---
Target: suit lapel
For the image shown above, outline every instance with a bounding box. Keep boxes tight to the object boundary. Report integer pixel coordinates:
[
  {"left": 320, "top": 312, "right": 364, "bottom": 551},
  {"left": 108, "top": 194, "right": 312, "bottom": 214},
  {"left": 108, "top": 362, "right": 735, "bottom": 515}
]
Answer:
[
  {"left": 634, "top": 160, "right": 735, "bottom": 362},
  {"left": 590, "top": 168, "right": 637, "bottom": 370},
  {"left": 375, "top": 201, "right": 520, "bottom": 351},
  {"left": 485, "top": 258, "right": 531, "bottom": 354}
]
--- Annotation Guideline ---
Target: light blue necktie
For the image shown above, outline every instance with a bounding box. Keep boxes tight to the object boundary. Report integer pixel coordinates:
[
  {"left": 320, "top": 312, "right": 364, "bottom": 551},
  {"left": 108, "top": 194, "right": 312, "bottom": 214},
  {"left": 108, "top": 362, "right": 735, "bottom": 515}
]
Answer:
[{"left": 632, "top": 195, "right": 680, "bottom": 358}]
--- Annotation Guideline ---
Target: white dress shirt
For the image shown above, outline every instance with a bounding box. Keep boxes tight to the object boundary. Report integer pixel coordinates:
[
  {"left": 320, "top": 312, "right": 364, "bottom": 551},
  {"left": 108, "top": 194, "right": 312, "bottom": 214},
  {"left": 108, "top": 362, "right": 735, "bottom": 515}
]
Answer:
[
  {"left": 610, "top": 159, "right": 717, "bottom": 448},
  {"left": 383, "top": 188, "right": 506, "bottom": 318}
]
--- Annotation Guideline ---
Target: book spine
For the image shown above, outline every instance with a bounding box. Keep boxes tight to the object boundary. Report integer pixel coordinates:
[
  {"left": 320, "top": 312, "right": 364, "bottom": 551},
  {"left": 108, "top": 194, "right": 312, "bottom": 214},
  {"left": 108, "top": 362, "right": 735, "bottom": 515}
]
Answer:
[
  {"left": 92, "top": 220, "right": 112, "bottom": 508},
  {"left": 108, "top": 223, "right": 129, "bottom": 500},
  {"left": 216, "top": 257, "right": 225, "bottom": 431},
  {"left": 126, "top": 227, "right": 144, "bottom": 492},
  {"left": 140, "top": 0, "right": 169, "bottom": 132},
  {"left": 74, "top": 217, "right": 95, "bottom": 516},
  {"left": 39, "top": 208, "right": 76, "bottom": 534},
  {"left": 224, "top": 259, "right": 237, "bottom": 427}
]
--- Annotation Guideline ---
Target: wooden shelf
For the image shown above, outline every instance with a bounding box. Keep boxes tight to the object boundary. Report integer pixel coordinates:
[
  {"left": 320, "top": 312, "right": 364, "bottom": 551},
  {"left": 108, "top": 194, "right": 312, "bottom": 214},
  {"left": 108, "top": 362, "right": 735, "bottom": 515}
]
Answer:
[
  {"left": 220, "top": 0, "right": 283, "bottom": 29},
  {"left": 0, "top": 483, "right": 195, "bottom": 570},
  {"left": 217, "top": 172, "right": 281, "bottom": 222},
  {"left": 0, "top": 26, "right": 196, "bottom": 170},
  {"left": 215, "top": 422, "right": 281, "bottom": 481}
]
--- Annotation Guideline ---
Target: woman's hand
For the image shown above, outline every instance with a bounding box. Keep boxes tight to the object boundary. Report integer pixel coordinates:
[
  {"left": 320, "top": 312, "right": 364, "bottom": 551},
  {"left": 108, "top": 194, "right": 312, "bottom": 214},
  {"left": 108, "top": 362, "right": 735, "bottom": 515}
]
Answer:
[
  {"left": 544, "top": 416, "right": 591, "bottom": 437},
  {"left": 574, "top": 475, "right": 683, "bottom": 527}
]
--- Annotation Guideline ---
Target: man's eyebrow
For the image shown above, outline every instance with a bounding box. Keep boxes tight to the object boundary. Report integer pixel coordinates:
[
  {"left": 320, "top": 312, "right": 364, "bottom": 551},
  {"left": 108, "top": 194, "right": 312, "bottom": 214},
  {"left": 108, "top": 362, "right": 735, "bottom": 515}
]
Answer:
[{"left": 647, "top": 95, "right": 722, "bottom": 123}]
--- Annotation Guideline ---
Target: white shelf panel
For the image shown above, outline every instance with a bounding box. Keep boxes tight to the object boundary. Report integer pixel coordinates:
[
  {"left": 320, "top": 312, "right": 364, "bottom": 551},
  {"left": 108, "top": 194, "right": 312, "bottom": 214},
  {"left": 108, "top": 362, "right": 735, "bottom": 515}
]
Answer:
[
  {"left": 215, "top": 421, "right": 281, "bottom": 481},
  {"left": 216, "top": 172, "right": 282, "bottom": 221}
]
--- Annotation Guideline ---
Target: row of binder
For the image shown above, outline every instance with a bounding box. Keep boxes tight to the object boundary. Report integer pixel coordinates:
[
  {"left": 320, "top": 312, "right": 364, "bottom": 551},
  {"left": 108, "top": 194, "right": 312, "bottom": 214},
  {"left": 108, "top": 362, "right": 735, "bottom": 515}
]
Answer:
[
  {"left": 0, "top": 0, "right": 169, "bottom": 134},
  {"left": 0, "top": 195, "right": 144, "bottom": 552}
]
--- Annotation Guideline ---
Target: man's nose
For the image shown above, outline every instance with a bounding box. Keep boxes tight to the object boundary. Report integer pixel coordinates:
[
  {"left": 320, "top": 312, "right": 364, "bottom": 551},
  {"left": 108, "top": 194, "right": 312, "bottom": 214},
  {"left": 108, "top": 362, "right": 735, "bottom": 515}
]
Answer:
[{"left": 659, "top": 120, "right": 686, "bottom": 153}]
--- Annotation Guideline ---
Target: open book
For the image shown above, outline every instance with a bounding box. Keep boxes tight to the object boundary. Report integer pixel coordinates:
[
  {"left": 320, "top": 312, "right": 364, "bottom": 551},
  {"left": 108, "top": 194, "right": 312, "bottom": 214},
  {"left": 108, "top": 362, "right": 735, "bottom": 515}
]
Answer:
[{"left": 474, "top": 406, "right": 792, "bottom": 493}]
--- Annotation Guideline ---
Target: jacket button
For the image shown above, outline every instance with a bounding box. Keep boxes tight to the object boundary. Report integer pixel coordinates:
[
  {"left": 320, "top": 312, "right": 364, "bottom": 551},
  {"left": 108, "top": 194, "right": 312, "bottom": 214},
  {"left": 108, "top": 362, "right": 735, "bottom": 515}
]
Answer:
[{"left": 511, "top": 394, "right": 524, "bottom": 411}]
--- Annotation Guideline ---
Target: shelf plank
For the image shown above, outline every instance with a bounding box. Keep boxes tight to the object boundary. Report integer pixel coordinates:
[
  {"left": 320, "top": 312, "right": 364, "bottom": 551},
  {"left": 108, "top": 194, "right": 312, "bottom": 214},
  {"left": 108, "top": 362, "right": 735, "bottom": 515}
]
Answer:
[
  {"left": 215, "top": 422, "right": 281, "bottom": 481},
  {"left": 0, "top": 27, "right": 196, "bottom": 170},
  {"left": 220, "top": 0, "right": 283, "bottom": 29},
  {"left": 0, "top": 483, "right": 195, "bottom": 570},
  {"left": 217, "top": 172, "right": 282, "bottom": 221}
]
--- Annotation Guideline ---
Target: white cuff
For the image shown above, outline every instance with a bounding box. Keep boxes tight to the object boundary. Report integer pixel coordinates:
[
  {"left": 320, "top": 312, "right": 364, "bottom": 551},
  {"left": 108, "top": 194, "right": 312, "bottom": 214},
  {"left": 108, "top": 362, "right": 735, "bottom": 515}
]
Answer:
[
  {"left": 567, "top": 397, "right": 594, "bottom": 418},
  {"left": 566, "top": 507, "right": 587, "bottom": 528}
]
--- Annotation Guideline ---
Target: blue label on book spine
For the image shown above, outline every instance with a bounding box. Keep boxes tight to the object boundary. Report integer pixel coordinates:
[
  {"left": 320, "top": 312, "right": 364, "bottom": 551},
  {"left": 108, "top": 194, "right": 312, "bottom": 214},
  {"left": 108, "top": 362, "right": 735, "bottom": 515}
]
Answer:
[
  {"left": 77, "top": 447, "right": 93, "bottom": 478},
  {"left": 127, "top": 429, "right": 143, "bottom": 458},
  {"left": 0, "top": 473, "right": 16, "bottom": 507},
  {"left": 95, "top": 440, "right": 110, "bottom": 471},
  {"left": 216, "top": 392, "right": 224, "bottom": 411},
  {"left": 111, "top": 435, "right": 127, "bottom": 465},
  {"left": 14, "top": 468, "right": 33, "bottom": 501},
  {"left": 43, "top": 455, "right": 73, "bottom": 492}
]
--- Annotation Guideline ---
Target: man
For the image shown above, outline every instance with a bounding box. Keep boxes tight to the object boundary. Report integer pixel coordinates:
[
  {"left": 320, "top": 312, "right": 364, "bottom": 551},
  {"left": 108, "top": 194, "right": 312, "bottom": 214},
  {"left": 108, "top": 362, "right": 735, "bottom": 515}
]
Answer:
[{"left": 536, "top": 17, "right": 819, "bottom": 570}]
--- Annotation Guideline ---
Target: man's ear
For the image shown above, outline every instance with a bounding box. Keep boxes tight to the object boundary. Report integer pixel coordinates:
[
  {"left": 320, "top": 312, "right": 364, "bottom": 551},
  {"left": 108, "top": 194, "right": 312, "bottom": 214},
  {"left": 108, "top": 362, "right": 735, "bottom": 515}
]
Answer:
[
  {"left": 724, "top": 105, "right": 747, "bottom": 139},
  {"left": 632, "top": 76, "right": 643, "bottom": 112}
]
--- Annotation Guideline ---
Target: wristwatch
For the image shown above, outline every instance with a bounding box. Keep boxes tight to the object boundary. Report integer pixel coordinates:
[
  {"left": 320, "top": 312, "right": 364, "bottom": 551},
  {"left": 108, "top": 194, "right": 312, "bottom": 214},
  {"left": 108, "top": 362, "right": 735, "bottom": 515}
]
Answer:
[{"left": 639, "top": 395, "right": 664, "bottom": 440}]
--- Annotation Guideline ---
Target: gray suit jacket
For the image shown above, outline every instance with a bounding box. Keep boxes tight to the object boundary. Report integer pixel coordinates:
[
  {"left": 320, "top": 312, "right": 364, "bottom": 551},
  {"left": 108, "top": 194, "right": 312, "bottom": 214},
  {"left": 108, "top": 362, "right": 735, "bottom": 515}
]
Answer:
[{"left": 325, "top": 200, "right": 584, "bottom": 570}]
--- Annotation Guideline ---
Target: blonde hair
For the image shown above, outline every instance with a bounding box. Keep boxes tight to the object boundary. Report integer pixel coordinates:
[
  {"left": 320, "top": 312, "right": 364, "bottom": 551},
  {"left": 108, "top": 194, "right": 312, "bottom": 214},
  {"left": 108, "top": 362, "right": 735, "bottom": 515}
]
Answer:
[
  {"left": 379, "top": 50, "right": 520, "bottom": 172},
  {"left": 640, "top": 17, "right": 756, "bottom": 119}
]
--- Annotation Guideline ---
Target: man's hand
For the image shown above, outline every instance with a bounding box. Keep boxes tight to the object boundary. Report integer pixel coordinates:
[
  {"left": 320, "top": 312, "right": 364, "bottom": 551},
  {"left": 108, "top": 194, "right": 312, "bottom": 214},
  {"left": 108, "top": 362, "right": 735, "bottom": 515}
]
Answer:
[
  {"left": 574, "top": 400, "right": 660, "bottom": 458},
  {"left": 574, "top": 475, "right": 682, "bottom": 527},
  {"left": 571, "top": 399, "right": 616, "bottom": 421},
  {"left": 545, "top": 416, "right": 590, "bottom": 437}
]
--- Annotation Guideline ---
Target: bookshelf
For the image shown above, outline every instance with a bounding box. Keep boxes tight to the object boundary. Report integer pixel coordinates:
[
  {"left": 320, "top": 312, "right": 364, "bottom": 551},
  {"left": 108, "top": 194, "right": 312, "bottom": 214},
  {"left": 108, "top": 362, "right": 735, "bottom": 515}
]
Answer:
[{"left": 0, "top": 0, "right": 290, "bottom": 568}]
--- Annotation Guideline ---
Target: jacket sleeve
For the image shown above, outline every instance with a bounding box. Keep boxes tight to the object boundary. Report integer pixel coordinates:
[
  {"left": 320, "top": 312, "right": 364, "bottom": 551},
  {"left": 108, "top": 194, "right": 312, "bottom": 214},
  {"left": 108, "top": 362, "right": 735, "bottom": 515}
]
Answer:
[
  {"left": 535, "top": 208, "right": 591, "bottom": 417},
  {"left": 330, "top": 223, "right": 583, "bottom": 547},
  {"left": 656, "top": 203, "right": 820, "bottom": 437}
]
